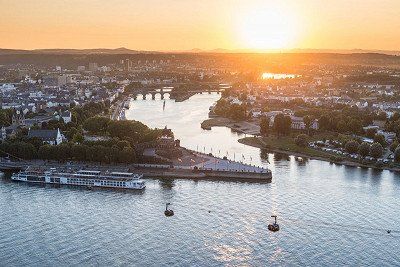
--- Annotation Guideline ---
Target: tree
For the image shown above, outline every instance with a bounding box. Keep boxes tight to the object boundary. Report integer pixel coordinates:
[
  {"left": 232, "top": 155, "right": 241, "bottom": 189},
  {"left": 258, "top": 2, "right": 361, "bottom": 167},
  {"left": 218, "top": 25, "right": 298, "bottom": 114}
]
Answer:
[
  {"left": 345, "top": 140, "right": 359, "bottom": 154},
  {"left": 392, "top": 120, "right": 400, "bottom": 137},
  {"left": 358, "top": 142, "right": 370, "bottom": 158},
  {"left": 390, "top": 140, "right": 399, "bottom": 152},
  {"left": 229, "top": 104, "right": 247, "bottom": 121},
  {"left": 11, "top": 142, "right": 37, "bottom": 160},
  {"left": 116, "top": 140, "right": 131, "bottom": 150},
  {"left": 295, "top": 134, "right": 308, "bottom": 147},
  {"left": 260, "top": 116, "right": 270, "bottom": 137},
  {"left": 65, "top": 126, "right": 78, "bottom": 140},
  {"left": 349, "top": 119, "right": 363, "bottom": 134},
  {"left": 71, "top": 144, "right": 87, "bottom": 161},
  {"left": 273, "top": 114, "right": 291, "bottom": 136},
  {"left": 337, "top": 120, "right": 348, "bottom": 133},
  {"left": 373, "top": 134, "right": 387, "bottom": 147},
  {"left": 303, "top": 116, "right": 314, "bottom": 135},
  {"left": 110, "top": 145, "right": 120, "bottom": 163},
  {"left": 72, "top": 133, "right": 84, "bottom": 144},
  {"left": 318, "top": 115, "right": 330, "bottom": 131},
  {"left": 370, "top": 143, "right": 384, "bottom": 159},
  {"left": 365, "top": 128, "right": 377, "bottom": 139},
  {"left": 392, "top": 112, "right": 400, "bottom": 121},
  {"left": 107, "top": 120, "right": 149, "bottom": 140},
  {"left": 36, "top": 145, "right": 52, "bottom": 160},
  {"left": 56, "top": 144, "right": 71, "bottom": 161},
  {"left": 83, "top": 116, "right": 111, "bottom": 134},
  {"left": 119, "top": 147, "right": 136, "bottom": 163},
  {"left": 394, "top": 147, "right": 400, "bottom": 162},
  {"left": 0, "top": 109, "right": 13, "bottom": 126}
]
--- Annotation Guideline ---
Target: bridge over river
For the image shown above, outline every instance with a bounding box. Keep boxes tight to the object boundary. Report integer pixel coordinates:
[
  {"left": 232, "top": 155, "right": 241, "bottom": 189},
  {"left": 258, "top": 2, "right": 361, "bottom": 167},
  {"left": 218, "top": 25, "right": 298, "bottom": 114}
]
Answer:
[{"left": 130, "top": 82, "right": 229, "bottom": 100}]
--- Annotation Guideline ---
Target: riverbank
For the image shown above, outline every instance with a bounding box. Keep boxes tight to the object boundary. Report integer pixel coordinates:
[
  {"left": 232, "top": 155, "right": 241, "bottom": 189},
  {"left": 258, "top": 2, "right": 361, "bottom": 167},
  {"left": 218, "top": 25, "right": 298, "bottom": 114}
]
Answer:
[
  {"left": 201, "top": 117, "right": 260, "bottom": 135},
  {"left": 238, "top": 136, "right": 400, "bottom": 172},
  {"left": 0, "top": 155, "right": 272, "bottom": 183}
]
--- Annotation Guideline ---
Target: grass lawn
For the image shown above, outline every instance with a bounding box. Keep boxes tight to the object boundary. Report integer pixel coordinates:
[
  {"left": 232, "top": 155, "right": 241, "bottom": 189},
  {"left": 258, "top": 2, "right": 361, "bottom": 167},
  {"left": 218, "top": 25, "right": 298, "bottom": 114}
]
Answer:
[{"left": 239, "top": 135, "right": 343, "bottom": 160}]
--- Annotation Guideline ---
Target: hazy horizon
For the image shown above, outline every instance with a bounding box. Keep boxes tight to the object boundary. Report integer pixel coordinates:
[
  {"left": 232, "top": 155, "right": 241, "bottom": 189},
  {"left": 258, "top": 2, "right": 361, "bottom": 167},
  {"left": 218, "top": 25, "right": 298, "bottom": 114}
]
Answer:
[{"left": 1, "top": 47, "right": 400, "bottom": 55}]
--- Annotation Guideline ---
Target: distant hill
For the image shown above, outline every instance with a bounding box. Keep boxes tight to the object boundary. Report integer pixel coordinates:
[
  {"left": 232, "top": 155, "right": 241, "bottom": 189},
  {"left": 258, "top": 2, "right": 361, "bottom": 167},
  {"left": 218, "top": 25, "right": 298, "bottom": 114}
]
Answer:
[
  {"left": 0, "top": 49, "right": 399, "bottom": 69},
  {"left": 0, "top": 47, "right": 156, "bottom": 55},
  {"left": 1, "top": 47, "right": 399, "bottom": 56}
]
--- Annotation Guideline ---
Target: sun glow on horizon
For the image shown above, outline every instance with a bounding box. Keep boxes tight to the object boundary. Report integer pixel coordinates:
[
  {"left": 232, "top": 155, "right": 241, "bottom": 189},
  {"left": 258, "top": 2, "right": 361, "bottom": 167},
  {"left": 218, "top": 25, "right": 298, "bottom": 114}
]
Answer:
[{"left": 237, "top": 3, "right": 300, "bottom": 50}]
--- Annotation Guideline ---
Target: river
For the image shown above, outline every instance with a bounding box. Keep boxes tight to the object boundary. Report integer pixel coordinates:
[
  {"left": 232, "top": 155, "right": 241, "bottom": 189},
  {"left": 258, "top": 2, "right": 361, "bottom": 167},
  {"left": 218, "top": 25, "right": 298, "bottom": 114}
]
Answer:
[{"left": 1, "top": 93, "right": 400, "bottom": 266}]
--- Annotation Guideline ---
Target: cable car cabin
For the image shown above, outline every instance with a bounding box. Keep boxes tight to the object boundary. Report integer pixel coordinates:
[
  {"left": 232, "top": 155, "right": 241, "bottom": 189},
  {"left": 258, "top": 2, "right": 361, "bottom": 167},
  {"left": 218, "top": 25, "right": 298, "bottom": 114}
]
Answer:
[
  {"left": 268, "top": 215, "right": 280, "bottom": 232},
  {"left": 164, "top": 203, "right": 174, "bottom": 217}
]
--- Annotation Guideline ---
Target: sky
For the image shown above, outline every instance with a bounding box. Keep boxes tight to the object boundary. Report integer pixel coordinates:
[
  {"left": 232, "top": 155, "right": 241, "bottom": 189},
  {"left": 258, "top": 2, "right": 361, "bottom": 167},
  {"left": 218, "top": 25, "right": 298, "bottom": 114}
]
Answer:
[{"left": 0, "top": 0, "right": 399, "bottom": 51}]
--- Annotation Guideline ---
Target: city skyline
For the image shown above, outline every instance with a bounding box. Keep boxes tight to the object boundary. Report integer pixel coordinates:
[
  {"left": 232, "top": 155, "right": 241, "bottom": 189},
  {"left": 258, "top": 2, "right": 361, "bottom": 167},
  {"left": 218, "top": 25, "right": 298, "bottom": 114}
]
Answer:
[{"left": 1, "top": 0, "right": 400, "bottom": 51}]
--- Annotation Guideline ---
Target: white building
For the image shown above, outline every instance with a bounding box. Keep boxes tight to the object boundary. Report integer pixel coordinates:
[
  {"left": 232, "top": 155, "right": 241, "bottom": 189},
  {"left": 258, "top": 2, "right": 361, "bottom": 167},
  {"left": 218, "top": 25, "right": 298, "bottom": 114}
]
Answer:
[
  {"left": 61, "top": 111, "right": 72, "bottom": 124},
  {"left": 28, "top": 129, "right": 63, "bottom": 145},
  {"left": 0, "top": 84, "right": 16, "bottom": 93}
]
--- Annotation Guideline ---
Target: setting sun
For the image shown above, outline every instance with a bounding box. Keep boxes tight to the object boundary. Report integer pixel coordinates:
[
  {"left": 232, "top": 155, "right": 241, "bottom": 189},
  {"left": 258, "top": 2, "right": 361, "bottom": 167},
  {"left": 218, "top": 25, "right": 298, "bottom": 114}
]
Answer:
[{"left": 237, "top": 4, "right": 300, "bottom": 50}]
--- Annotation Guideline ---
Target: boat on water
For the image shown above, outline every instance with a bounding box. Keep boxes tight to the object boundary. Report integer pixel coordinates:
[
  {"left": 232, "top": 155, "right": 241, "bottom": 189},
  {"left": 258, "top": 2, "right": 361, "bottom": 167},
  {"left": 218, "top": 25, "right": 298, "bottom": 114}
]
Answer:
[{"left": 11, "top": 168, "right": 146, "bottom": 190}]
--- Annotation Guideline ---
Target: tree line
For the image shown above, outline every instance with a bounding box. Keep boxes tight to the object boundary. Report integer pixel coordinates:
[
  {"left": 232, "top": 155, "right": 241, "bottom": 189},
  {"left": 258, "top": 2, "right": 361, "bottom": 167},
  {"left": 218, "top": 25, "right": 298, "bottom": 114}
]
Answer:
[
  {"left": 214, "top": 99, "right": 247, "bottom": 121},
  {"left": 0, "top": 140, "right": 137, "bottom": 164}
]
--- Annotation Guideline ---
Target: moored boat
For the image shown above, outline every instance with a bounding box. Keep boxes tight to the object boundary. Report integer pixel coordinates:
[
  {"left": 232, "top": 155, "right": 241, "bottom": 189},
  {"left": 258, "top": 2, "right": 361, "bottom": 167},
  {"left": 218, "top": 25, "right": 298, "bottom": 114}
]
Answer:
[{"left": 11, "top": 168, "right": 145, "bottom": 190}]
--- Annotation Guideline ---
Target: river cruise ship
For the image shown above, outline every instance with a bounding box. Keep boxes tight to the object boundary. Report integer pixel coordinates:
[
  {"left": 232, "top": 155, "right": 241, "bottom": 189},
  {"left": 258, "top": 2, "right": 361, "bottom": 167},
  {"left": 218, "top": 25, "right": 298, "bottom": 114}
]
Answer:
[{"left": 11, "top": 168, "right": 145, "bottom": 190}]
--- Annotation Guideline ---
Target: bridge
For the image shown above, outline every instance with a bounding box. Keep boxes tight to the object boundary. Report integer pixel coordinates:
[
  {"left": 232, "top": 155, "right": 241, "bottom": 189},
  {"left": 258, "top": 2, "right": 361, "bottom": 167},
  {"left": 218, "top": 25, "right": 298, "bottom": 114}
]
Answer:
[
  {"left": 131, "top": 89, "right": 224, "bottom": 100},
  {"left": 128, "top": 82, "right": 230, "bottom": 100}
]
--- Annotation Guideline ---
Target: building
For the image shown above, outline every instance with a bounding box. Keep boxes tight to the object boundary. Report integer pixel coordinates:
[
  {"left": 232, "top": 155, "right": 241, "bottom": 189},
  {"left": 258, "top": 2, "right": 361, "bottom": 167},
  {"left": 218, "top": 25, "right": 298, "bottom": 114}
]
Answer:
[
  {"left": 57, "top": 75, "right": 68, "bottom": 86},
  {"left": 42, "top": 75, "right": 58, "bottom": 86},
  {"left": 0, "top": 127, "right": 6, "bottom": 140},
  {"left": 61, "top": 110, "right": 72, "bottom": 124},
  {"left": 157, "top": 126, "right": 179, "bottom": 149},
  {"left": 124, "top": 59, "right": 133, "bottom": 71},
  {"left": 290, "top": 116, "right": 305, "bottom": 130},
  {"left": 28, "top": 129, "right": 63, "bottom": 145},
  {"left": 23, "top": 115, "right": 54, "bottom": 127},
  {"left": 267, "top": 112, "right": 319, "bottom": 130},
  {"left": 88, "top": 63, "right": 98, "bottom": 72},
  {"left": 0, "top": 83, "right": 16, "bottom": 93}
]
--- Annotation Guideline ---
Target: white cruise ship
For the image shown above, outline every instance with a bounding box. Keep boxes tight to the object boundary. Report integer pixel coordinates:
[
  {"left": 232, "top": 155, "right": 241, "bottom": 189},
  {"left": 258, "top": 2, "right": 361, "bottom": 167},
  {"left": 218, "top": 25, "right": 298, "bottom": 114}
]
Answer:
[{"left": 11, "top": 168, "right": 145, "bottom": 190}]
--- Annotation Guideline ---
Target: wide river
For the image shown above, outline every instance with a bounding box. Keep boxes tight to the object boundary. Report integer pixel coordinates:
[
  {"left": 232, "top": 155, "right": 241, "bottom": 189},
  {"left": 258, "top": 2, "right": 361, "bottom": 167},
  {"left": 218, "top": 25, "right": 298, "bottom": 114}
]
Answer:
[{"left": 1, "top": 93, "right": 400, "bottom": 266}]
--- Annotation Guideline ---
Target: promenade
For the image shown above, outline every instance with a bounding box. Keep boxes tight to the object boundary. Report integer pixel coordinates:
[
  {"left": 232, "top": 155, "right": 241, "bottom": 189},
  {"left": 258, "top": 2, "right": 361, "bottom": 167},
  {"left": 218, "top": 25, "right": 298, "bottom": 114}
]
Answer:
[{"left": 0, "top": 156, "right": 272, "bottom": 182}]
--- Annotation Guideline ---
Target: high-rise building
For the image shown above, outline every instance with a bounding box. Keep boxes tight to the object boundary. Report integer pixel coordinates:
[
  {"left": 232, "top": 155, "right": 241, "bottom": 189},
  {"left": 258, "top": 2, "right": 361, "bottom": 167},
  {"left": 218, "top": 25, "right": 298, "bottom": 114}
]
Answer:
[
  {"left": 88, "top": 63, "right": 98, "bottom": 72},
  {"left": 124, "top": 59, "right": 133, "bottom": 71}
]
